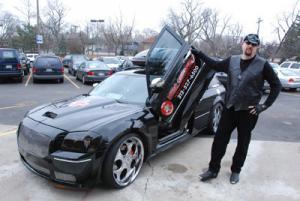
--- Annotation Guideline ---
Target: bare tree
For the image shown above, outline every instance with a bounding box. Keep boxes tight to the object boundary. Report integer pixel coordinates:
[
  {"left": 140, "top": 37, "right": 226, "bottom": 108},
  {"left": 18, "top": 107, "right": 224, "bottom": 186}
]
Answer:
[
  {"left": 275, "top": 0, "right": 300, "bottom": 42},
  {"left": 14, "top": 0, "right": 35, "bottom": 25},
  {"left": 164, "top": 0, "right": 205, "bottom": 43},
  {"left": 43, "top": 0, "right": 67, "bottom": 53},
  {"left": 103, "top": 12, "right": 135, "bottom": 55},
  {"left": 0, "top": 12, "right": 19, "bottom": 47},
  {"left": 274, "top": 0, "right": 300, "bottom": 59}
]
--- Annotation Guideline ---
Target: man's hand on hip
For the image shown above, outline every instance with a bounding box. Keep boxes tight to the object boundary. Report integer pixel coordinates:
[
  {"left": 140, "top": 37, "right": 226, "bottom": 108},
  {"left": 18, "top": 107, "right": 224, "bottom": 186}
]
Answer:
[{"left": 249, "top": 104, "right": 267, "bottom": 115}]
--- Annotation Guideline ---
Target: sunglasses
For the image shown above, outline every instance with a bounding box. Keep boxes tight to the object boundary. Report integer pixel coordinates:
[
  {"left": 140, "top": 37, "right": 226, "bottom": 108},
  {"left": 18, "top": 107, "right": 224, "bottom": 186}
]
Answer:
[{"left": 245, "top": 41, "right": 258, "bottom": 47}]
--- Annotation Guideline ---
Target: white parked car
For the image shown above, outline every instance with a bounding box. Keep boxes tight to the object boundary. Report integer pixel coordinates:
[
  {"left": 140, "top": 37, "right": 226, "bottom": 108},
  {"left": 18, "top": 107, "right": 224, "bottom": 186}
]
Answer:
[
  {"left": 274, "top": 68, "right": 300, "bottom": 91},
  {"left": 279, "top": 61, "right": 300, "bottom": 72},
  {"left": 26, "top": 53, "right": 39, "bottom": 63}
]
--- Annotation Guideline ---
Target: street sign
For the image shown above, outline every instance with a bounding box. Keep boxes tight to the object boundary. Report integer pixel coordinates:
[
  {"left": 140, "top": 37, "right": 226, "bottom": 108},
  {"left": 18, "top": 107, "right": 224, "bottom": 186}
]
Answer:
[{"left": 36, "top": 34, "right": 43, "bottom": 44}]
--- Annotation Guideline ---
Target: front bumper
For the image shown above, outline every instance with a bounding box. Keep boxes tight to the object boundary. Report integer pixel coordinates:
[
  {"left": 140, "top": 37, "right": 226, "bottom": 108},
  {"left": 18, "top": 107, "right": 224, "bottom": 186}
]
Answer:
[{"left": 17, "top": 118, "right": 101, "bottom": 186}]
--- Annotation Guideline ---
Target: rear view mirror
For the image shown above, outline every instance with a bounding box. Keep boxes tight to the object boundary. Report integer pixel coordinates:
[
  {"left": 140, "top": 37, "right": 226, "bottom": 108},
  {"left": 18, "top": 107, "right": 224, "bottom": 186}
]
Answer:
[{"left": 150, "top": 77, "right": 164, "bottom": 93}]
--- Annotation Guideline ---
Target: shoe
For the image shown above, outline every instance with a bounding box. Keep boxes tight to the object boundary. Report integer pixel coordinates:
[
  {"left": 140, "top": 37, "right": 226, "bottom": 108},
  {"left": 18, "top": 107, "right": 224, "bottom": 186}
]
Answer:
[
  {"left": 199, "top": 170, "right": 218, "bottom": 182},
  {"left": 230, "top": 172, "right": 239, "bottom": 184}
]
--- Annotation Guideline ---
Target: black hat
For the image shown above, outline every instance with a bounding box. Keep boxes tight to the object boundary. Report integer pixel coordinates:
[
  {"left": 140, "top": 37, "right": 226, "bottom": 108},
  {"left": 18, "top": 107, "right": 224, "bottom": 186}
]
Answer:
[{"left": 243, "top": 34, "right": 260, "bottom": 45}]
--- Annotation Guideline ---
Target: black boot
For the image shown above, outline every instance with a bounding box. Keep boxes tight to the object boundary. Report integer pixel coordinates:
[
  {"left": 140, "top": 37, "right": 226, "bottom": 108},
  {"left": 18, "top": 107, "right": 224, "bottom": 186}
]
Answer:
[
  {"left": 230, "top": 172, "right": 239, "bottom": 184},
  {"left": 199, "top": 170, "right": 218, "bottom": 182}
]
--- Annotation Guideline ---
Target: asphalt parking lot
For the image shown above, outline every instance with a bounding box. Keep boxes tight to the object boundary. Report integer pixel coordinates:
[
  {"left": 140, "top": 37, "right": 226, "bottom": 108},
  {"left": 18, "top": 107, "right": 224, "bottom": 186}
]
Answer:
[{"left": 0, "top": 72, "right": 300, "bottom": 201}]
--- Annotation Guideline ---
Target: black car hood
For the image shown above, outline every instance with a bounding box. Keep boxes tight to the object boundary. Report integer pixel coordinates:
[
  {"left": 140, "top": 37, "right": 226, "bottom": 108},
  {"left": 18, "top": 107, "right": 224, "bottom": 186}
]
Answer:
[{"left": 27, "top": 95, "right": 143, "bottom": 132}]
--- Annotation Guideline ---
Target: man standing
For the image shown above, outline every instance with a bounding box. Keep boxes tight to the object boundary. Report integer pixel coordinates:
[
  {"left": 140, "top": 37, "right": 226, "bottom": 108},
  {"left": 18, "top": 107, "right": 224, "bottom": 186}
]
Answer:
[{"left": 191, "top": 34, "right": 282, "bottom": 184}]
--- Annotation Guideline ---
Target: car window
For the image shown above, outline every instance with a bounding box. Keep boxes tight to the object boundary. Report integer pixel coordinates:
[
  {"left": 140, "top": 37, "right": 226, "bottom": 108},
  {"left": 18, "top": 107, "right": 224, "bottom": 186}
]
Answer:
[
  {"left": 35, "top": 57, "right": 61, "bottom": 68},
  {"left": 87, "top": 61, "right": 110, "bottom": 70},
  {"left": 103, "top": 57, "right": 121, "bottom": 64},
  {"left": 0, "top": 50, "right": 18, "bottom": 61},
  {"left": 290, "top": 63, "right": 300, "bottom": 69},
  {"left": 147, "top": 30, "right": 182, "bottom": 75},
  {"left": 280, "top": 62, "right": 290, "bottom": 68},
  {"left": 90, "top": 74, "right": 148, "bottom": 104}
]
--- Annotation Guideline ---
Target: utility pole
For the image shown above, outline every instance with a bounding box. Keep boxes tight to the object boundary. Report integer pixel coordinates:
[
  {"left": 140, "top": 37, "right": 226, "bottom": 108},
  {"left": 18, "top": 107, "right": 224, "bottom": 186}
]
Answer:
[
  {"left": 257, "top": 17, "right": 263, "bottom": 36},
  {"left": 36, "top": 0, "right": 40, "bottom": 54}
]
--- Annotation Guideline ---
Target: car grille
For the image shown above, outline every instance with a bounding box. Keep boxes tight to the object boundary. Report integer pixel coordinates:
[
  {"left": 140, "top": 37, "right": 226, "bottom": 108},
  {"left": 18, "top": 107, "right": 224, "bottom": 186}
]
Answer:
[{"left": 18, "top": 123, "right": 52, "bottom": 158}]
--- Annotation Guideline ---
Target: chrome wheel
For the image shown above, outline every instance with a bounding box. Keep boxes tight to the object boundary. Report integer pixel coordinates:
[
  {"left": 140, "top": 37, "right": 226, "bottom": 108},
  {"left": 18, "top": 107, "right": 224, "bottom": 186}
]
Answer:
[{"left": 112, "top": 136, "right": 144, "bottom": 187}]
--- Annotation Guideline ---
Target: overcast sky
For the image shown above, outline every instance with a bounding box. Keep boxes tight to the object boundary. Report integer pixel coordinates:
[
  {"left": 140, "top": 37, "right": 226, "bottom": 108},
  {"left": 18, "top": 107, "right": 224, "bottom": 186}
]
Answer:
[{"left": 1, "top": 0, "right": 299, "bottom": 42}]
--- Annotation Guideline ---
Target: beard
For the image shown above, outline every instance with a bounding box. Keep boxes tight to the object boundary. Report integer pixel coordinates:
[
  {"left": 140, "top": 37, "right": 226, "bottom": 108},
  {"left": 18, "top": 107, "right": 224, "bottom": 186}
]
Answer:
[{"left": 244, "top": 48, "right": 253, "bottom": 57}]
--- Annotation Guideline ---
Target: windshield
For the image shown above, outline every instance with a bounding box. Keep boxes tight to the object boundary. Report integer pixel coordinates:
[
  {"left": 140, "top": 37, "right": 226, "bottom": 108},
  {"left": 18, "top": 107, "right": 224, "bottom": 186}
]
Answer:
[
  {"left": 103, "top": 57, "right": 121, "bottom": 64},
  {"left": 87, "top": 61, "right": 110, "bottom": 70},
  {"left": 89, "top": 73, "right": 148, "bottom": 104}
]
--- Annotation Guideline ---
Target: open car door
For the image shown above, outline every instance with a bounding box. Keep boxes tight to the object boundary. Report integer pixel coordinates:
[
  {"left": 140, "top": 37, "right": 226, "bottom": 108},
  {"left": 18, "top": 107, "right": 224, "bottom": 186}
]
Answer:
[{"left": 146, "top": 26, "right": 215, "bottom": 131}]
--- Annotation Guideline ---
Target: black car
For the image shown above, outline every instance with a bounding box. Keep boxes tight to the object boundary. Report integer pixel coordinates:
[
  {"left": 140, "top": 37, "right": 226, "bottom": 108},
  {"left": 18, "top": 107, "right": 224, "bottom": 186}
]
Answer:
[
  {"left": 76, "top": 60, "right": 114, "bottom": 84},
  {"left": 32, "top": 55, "right": 64, "bottom": 83},
  {"left": 17, "top": 26, "right": 225, "bottom": 189},
  {"left": 0, "top": 48, "right": 24, "bottom": 82}
]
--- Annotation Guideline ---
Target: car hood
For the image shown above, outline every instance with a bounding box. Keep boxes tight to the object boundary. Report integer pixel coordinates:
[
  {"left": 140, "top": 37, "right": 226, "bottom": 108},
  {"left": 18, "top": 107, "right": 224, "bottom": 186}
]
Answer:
[{"left": 27, "top": 95, "right": 143, "bottom": 132}]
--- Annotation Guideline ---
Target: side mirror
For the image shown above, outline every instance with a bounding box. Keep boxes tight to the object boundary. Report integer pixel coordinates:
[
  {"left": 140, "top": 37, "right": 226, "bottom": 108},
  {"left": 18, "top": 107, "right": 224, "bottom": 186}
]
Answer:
[{"left": 150, "top": 77, "right": 164, "bottom": 93}]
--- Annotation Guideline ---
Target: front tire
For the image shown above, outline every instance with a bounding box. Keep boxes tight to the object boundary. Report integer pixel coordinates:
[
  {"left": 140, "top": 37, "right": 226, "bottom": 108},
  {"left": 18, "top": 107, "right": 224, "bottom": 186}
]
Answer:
[{"left": 102, "top": 134, "right": 144, "bottom": 189}]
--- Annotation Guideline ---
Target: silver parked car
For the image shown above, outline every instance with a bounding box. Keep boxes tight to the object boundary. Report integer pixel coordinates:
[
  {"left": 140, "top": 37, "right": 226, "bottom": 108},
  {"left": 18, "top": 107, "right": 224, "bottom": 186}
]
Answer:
[{"left": 274, "top": 68, "right": 300, "bottom": 91}]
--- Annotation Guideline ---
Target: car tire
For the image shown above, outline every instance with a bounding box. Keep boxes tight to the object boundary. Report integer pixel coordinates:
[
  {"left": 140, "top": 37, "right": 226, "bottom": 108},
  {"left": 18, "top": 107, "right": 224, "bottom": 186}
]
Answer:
[
  {"left": 208, "top": 102, "right": 223, "bottom": 135},
  {"left": 60, "top": 78, "right": 64, "bottom": 83},
  {"left": 76, "top": 73, "right": 79, "bottom": 80},
  {"left": 102, "top": 133, "right": 144, "bottom": 189}
]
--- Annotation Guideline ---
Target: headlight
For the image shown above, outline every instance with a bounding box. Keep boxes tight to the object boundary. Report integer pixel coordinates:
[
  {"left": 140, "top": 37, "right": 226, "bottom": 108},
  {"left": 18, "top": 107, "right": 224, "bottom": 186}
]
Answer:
[{"left": 61, "top": 131, "right": 102, "bottom": 153}]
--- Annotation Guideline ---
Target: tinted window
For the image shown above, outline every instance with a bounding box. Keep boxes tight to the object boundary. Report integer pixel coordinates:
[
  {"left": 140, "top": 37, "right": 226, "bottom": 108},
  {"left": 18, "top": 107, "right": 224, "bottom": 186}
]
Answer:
[
  {"left": 290, "top": 63, "right": 300, "bottom": 69},
  {"left": 147, "top": 30, "right": 182, "bottom": 75},
  {"left": 103, "top": 57, "right": 121, "bottom": 64},
  {"left": 280, "top": 62, "right": 290, "bottom": 68},
  {"left": 87, "top": 61, "right": 110, "bottom": 70},
  {"left": 0, "top": 50, "right": 18, "bottom": 61},
  {"left": 90, "top": 74, "right": 148, "bottom": 104},
  {"left": 35, "top": 57, "right": 61, "bottom": 68}
]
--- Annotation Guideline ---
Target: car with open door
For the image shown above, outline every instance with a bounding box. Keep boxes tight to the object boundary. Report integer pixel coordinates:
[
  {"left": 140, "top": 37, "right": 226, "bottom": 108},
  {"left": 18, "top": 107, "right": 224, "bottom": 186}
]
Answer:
[{"left": 17, "top": 26, "right": 222, "bottom": 189}]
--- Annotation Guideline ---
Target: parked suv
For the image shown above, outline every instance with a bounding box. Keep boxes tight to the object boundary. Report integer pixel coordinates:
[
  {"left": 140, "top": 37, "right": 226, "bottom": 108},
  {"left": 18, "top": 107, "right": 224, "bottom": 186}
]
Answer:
[
  {"left": 32, "top": 55, "right": 64, "bottom": 83},
  {"left": 0, "top": 48, "right": 23, "bottom": 82},
  {"left": 67, "top": 54, "right": 88, "bottom": 76}
]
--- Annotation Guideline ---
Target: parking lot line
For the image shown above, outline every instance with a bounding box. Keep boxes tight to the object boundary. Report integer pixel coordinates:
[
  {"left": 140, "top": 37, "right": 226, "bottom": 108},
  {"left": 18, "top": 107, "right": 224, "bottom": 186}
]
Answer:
[
  {"left": 64, "top": 74, "right": 80, "bottom": 89},
  {"left": 0, "top": 129, "right": 16, "bottom": 137},
  {"left": 25, "top": 71, "right": 32, "bottom": 87}
]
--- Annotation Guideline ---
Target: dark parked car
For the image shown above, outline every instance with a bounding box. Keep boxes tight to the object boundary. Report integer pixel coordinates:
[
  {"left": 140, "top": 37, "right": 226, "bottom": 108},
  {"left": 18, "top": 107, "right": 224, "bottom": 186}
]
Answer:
[
  {"left": 32, "top": 55, "right": 64, "bottom": 83},
  {"left": 67, "top": 54, "right": 88, "bottom": 76},
  {"left": 17, "top": 26, "right": 225, "bottom": 189},
  {"left": 131, "top": 49, "right": 149, "bottom": 66},
  {"left": 76, "top": 60, "right": 114, "bottom": 84},
  {"left": 18, "top": 53, "right": 31, "bottom": 75},
  {"left": 0, "top": 48, "right": 23, "bottom": 82}
]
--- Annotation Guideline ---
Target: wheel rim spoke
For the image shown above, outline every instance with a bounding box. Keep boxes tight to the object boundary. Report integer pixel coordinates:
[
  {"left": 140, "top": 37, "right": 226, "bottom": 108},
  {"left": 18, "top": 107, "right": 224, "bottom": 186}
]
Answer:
[{"left": 112, "top": 136, "right": 144, "bottom": 186}]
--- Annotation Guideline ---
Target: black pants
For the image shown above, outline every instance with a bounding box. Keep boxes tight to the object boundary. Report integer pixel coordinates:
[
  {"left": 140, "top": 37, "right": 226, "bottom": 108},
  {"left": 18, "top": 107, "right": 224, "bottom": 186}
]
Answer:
[{"left": 209, "top": 107, "right": 258, "bottom": 173}]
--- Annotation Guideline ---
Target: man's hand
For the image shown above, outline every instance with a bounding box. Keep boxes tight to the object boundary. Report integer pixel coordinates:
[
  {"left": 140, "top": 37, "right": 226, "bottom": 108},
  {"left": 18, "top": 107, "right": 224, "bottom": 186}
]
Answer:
[{"left": 249, "top": 104, "right": 267, "bottom": 115}]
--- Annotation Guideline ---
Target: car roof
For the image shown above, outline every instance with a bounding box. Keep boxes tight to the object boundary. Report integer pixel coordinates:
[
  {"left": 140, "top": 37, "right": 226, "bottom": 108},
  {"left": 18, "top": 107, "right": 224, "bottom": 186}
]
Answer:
[{"left": 0, "top": 48, "right": 18, "bottom": 51}]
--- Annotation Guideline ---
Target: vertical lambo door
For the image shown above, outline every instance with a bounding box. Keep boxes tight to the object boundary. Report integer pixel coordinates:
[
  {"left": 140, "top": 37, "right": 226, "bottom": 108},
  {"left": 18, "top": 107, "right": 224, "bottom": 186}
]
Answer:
[{"left": 146, "top": 26, "right": 215, "bottom": 136}]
